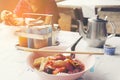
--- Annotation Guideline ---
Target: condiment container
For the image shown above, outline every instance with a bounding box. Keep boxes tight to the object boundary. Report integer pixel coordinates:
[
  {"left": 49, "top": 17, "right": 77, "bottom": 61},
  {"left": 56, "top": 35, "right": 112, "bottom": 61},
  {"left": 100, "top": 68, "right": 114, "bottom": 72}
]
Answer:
[
  {"left": 104, "top": 44, "right": 116, "bottom": 55},
  {"left": 27, "top": 27, "right": 34, "bottom": 48},
  {"left": 18, "top": 36, "right": 28, "bottom": 47},
  {"left": 31, "top": 25, "right": 52, "bottom": 49},
  {"left": 18, "top": 27, "right": 28, "bottom": 47}
]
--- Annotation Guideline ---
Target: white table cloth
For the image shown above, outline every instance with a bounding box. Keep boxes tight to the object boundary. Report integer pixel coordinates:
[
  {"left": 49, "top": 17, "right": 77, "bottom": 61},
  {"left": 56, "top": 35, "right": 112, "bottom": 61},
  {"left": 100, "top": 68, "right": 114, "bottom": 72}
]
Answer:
[{"left": 0, "top": 23, "right": 120, "bottom": 80}]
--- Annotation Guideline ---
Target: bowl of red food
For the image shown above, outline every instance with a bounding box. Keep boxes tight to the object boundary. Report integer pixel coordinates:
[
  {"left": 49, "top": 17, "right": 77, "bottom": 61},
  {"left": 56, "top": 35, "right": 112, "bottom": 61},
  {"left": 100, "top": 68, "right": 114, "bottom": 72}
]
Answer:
[{"left": 27, "top": 46, "right": 95, "bottom": 80}]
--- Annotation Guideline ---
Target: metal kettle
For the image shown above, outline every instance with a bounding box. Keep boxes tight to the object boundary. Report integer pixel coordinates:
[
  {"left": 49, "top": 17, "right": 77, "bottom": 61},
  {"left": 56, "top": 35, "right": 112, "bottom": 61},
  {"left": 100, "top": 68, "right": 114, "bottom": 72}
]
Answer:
[{"left": 78, "top": 16, "right": 116, "bottom": 48}]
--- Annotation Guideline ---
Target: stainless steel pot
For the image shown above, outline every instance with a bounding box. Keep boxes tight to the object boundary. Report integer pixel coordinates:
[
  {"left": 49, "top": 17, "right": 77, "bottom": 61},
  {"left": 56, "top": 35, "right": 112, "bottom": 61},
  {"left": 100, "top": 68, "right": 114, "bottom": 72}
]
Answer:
[{"left": 78, "top": 16, "right": 116, "bottom": 48}]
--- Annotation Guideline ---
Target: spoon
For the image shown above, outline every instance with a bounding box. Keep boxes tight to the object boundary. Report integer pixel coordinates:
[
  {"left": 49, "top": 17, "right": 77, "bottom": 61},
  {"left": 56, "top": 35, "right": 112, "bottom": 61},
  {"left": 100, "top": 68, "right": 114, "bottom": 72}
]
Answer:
[{"left": 70, "top": 36, "right": 83, "bottom": 58}]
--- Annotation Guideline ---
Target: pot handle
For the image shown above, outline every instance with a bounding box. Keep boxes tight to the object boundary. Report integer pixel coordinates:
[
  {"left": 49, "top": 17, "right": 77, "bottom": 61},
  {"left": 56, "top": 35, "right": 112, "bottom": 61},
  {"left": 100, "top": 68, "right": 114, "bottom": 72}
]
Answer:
[{"left": 107, "top": 21, "right": 116, "bottom": 38}]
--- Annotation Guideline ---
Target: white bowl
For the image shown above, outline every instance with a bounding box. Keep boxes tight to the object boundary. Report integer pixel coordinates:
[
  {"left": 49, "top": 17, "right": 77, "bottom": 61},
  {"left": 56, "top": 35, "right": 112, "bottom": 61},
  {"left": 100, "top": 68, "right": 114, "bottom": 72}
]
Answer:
[{"left": 27, "top": 46, "right": 95, "bottom": 80}]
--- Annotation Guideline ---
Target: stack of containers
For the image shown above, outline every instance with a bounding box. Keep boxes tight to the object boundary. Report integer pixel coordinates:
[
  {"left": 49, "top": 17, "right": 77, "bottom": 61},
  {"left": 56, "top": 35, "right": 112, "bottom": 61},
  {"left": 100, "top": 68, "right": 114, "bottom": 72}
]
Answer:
[{"left": 17, "top": 13, "right": 59, "bottom": 49}]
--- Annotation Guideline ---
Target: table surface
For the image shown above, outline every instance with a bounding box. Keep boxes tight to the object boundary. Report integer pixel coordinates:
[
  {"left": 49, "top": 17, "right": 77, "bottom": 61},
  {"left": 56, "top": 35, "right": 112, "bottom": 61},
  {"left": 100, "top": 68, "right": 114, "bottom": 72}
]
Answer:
[
  {"left": 57, "top": 0, "right": 120, "bottom": 17},
  {"left": 0, "top": 23, "right": 120, "bottom": 80},
  {"left": 57, "top": 0, "right": 120, "bottom": 8}
]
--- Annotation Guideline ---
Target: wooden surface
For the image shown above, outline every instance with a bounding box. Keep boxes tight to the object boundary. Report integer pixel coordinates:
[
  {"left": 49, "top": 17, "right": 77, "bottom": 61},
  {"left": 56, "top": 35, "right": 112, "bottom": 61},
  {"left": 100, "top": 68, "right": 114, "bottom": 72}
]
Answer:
[{"left": 58, "top": 13, "right": 72, "bottom": 31}]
